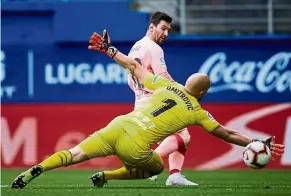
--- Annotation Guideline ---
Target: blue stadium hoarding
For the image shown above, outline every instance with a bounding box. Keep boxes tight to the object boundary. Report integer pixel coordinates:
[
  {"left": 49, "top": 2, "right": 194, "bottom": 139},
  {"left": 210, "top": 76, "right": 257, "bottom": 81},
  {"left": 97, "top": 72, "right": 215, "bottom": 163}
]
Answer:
[
  {"left": 2, "top": 0, "right": 290, "bottom": 103},
  {"left": 1, "top": 38, "right": 291, "bottom": 103}
]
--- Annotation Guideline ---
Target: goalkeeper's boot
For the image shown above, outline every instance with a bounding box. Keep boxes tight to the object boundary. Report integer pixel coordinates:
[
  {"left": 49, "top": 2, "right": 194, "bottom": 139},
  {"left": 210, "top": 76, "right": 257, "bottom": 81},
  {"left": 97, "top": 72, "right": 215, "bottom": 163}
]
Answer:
[
  {"left": 91, "top": 172, "right": 107, "bottom": 187},
  {"left": 166, "top": 172, "right": 198, "bottom": 186},
  {"left": 11, "top": 165, "right": 43, "bottom": 189}
]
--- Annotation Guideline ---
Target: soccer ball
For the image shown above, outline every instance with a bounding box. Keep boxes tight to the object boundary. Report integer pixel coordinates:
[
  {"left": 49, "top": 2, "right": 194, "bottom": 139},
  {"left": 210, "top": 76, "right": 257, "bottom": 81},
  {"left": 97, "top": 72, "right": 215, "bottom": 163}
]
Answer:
[{"left": 243, "top": 141, "right": 271, "bottom": 169}]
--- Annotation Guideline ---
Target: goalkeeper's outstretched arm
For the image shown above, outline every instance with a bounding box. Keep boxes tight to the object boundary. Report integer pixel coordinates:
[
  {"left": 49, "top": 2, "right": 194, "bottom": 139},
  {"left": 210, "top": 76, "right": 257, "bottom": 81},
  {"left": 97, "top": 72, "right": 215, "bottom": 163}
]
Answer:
[
  {"left": 210, "top": 125, "right": 252, "bottom": 147},
  {"left": 112, "top": 51, "right": 151, "bottom": 84},
  {"left": 210, "top": 125, "right": 285, "bottom": 159}
]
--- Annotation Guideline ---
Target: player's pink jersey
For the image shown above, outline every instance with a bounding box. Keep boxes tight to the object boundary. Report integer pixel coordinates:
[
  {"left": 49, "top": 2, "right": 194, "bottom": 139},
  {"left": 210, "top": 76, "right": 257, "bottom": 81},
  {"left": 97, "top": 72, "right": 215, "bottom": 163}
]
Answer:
[{"left": 128, "top": 36, "right": 173, "bottom": 108}]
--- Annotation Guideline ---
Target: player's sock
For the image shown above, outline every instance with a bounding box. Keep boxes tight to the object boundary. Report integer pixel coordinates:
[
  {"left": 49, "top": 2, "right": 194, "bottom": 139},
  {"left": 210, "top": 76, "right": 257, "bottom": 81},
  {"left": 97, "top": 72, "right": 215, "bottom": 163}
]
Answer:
[
  {"left": 39, "top": 150, "right": 72, "bottom": 172},
  {"left": 169, "top": 168, "right": 180, "bottom": 175},
  {"left": 154, "top": 135, "right": 178, "bottom": 157},
  {"left": 169, "top": 151, "right": 185, "bottom": 173},
  {"left": 103, "top": 167, "right": 152, "bottom": 180},
  {"left": 11, "top": 150, "right": 72, "bottom": 189},
  {"left": 169, "top": 134, "right": 186, "bottom": 172}
]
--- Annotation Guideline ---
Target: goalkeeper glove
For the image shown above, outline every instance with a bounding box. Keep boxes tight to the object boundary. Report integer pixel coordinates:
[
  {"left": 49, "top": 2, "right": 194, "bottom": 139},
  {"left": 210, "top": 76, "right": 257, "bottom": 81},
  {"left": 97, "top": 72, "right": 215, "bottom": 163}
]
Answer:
[
  {"left": 252, "top": 136, "right": 285, "bottom": 159},
  {"left": 88, "top": 29, "right": 118, "bottom": 58}
]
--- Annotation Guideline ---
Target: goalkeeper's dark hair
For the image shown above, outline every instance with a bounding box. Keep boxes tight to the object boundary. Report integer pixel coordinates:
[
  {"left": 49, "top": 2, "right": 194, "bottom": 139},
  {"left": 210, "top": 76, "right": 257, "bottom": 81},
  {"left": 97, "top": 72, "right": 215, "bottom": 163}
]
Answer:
[{"left": 150, "top": 12, "right": 172, "bottom": 26}]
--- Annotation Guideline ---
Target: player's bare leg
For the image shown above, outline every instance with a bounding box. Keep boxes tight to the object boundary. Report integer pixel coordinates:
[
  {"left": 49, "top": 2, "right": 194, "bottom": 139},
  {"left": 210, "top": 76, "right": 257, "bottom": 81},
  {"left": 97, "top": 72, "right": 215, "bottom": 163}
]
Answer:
[
  {"left": 154, "top": 129, "right": 198, "bottom": 186},
  {"left": 11, "top": 146, "right": 88, "bottom": 189}
]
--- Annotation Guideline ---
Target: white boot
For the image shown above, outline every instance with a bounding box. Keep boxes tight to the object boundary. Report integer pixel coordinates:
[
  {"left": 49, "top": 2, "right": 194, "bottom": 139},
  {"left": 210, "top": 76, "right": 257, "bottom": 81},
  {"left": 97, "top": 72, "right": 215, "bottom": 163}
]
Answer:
[
  {"left": 149, "top": 175, "right": 158, "bottom": 181},
  {"left": 166, "top": 173, "right": 198, "bottom": 186}
]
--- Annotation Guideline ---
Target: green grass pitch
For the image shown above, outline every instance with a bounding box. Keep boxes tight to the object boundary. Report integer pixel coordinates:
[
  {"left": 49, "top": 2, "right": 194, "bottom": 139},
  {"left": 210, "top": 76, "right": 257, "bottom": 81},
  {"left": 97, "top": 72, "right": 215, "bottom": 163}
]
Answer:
[{"left": 2, "top": 169, "right": 291, "bottom": 196}]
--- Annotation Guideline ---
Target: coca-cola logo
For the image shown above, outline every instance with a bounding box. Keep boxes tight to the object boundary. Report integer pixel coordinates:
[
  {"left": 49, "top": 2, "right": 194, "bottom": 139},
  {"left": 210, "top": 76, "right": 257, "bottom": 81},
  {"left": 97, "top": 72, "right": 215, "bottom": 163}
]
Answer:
[{"left": 199, "top": 52, "right": 291, "bottom": 93}]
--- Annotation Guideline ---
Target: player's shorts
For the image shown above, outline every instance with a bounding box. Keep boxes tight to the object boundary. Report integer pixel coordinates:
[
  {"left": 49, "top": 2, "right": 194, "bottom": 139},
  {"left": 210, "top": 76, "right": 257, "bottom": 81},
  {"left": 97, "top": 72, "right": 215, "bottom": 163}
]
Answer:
[{"left": 78, "top": 116, "right": 164, "bottom": 173}]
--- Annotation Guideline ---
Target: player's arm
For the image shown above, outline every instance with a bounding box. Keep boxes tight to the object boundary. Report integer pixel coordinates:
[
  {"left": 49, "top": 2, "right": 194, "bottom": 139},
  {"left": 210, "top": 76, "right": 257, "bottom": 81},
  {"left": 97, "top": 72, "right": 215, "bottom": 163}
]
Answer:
[
  {"left": 196, "top": 109, "right": 285, "bottom": 158},
  {"left": 113, "top": 51, "right": 150, "bottom": 84},
  {"left": 210, "top": 125, "right": 252, "bottom": 147},
  {"left": 88, "top": 30, "right": 150, "bottom": 84},
  {"left": 211, "top": 125, "right": 285, "bottom": 159}
]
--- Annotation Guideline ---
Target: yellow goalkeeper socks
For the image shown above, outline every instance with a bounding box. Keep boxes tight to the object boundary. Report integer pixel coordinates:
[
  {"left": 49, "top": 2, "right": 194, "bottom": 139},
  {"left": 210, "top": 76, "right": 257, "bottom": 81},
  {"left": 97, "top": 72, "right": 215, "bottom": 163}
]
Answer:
[
  {"left": 104, "top": 167, "right": 151, "bottom": 180},
  {"left": 39, "top": 150, "right": 72, "bottom": 172}
]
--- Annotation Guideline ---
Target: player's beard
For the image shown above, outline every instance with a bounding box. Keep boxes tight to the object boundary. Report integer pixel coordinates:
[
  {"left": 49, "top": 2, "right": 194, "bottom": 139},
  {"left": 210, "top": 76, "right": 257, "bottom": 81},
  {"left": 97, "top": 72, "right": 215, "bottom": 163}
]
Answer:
[{"left": 158, "top": 37, "right": 166, "bottom": 44}]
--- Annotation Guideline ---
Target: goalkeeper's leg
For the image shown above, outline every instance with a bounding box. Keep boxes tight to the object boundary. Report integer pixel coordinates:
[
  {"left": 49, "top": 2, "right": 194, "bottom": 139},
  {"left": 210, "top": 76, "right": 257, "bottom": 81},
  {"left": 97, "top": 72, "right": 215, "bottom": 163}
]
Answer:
[
  {"left": 11, "top": 146, "right": 89, "bottom": 189},
  {"left": 11, "top": 126, "right": 116, "bottom": 189},
  {"left": 91, "top": 150, "right": 164, "bottom": 187}
]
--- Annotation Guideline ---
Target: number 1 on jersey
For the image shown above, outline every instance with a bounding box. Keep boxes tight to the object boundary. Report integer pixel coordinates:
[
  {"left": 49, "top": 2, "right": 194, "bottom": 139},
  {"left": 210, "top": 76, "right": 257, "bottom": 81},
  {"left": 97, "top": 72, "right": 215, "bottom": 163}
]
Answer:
[{"left": 151, "top": 99, "right": 177, "bottom": 117}]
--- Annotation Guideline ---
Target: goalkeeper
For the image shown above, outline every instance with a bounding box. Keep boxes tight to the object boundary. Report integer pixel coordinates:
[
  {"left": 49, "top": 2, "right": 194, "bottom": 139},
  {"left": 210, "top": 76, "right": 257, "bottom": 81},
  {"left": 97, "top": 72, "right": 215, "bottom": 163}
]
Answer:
[{"left": 11, "top": 30, "right": 285, "bottom": 189}]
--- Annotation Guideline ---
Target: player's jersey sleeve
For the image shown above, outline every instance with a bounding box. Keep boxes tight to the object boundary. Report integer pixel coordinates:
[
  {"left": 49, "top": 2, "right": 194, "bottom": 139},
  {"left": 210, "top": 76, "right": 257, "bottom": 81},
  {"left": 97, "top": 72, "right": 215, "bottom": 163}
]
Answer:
[
  {"left": 195, "top": 108, "right": 220, "bottom": 132},
  {"left": 149, "top": 48, "right": 168, "bottom": 73},
  {"left": 128, "top": 41, "right": 151, "bottom": 91},
  {"left": 148, "top": 47, "right": 175, "bottom": 81},
  {"left": 143, "top": 73, "right": 174, "bottom": 90},
  {"left": 128, "top": 42, "right": 151, "bottom": 68}
]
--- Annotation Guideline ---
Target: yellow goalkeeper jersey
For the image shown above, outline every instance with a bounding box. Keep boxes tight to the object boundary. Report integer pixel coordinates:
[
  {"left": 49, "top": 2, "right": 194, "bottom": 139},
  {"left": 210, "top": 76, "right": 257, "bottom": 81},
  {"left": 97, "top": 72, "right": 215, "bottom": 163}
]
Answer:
[{"left": 120, "top": 73, "right": 219, "bottom": 146}]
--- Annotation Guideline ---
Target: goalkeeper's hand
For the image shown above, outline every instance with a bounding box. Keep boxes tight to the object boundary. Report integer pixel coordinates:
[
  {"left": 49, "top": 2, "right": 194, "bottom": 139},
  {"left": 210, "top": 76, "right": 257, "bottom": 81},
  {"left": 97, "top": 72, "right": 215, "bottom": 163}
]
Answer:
[
  {"left": 253, "top": 136, "right": 285, "bottom": 160},
  {"left": 88, "top": 29, "right": 118, "bottom": 58}
]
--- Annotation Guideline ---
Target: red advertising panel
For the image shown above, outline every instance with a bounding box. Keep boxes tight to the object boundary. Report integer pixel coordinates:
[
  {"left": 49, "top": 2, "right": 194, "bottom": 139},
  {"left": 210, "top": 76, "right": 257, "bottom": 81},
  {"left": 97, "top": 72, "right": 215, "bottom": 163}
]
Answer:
[{"left": 1, "top": 103, "right": 290, "bottom": 169}]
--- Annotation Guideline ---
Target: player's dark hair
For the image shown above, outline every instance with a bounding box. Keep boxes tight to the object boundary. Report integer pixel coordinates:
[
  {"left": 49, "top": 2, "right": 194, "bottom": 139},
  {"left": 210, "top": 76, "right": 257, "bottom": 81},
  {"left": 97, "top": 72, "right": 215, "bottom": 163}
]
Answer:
[{"left": 150, "top": 12, "right": 172, "bottom": 26}]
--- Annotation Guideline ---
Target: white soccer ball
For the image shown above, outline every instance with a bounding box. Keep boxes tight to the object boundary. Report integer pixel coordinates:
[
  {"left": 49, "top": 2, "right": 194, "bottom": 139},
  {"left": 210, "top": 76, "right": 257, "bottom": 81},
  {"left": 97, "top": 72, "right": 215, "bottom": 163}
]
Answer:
[{"left": 243, "top": 141, "right": 271, "bottom": 169}]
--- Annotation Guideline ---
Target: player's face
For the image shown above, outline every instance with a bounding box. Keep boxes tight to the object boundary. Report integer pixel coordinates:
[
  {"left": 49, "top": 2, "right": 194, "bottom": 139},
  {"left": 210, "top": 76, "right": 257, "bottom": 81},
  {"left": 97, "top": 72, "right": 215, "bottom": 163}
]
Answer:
[{"left": 154, "top": 20, "right": 171, "bottom": 44}]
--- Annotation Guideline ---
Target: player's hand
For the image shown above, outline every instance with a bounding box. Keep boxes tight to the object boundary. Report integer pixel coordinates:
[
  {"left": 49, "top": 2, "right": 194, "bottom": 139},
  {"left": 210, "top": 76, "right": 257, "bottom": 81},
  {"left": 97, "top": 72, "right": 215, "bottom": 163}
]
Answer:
[
  {"left": 88, "top": 29, "right": 118, "bottom": 58},
  {"left": 88, "top": 29, "right": 110, "bottom": 53},
  {"left": 262, "top": 136, "right": 285, "bottom": 161}
]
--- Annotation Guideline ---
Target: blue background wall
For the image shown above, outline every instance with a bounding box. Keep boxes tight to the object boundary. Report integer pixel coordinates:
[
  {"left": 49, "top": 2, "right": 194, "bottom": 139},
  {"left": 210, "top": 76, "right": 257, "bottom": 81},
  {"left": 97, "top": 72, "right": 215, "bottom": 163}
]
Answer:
[{"left": 1, "top": 1, "right": 291, "bottom": 103}]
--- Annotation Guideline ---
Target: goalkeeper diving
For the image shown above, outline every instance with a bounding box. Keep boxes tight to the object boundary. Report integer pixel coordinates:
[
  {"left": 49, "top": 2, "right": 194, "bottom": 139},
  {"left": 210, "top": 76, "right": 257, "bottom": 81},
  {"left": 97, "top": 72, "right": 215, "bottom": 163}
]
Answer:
[{"left": 11, "top": 30, "right": 285, "bottom": 189}]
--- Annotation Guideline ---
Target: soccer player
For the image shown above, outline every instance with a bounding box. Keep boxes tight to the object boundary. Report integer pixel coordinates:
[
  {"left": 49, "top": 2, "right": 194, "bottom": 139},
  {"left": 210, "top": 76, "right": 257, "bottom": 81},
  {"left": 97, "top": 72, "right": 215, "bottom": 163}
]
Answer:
[
  {"left": 127, "top": 11, "right": 195, "bottom": 186},
  {"left": 11, "top": 30, "right": 285, "bottom": 189}
]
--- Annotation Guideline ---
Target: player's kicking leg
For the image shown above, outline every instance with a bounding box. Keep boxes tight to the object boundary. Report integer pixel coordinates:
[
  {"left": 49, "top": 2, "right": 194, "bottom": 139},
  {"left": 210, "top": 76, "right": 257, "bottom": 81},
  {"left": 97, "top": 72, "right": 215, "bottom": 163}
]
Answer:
[
  {"left": 154, "top": 129, "right": 198, "bottom": 186},
  {"left": 11, "top": 146, "right": 88, "bottom": 189}
]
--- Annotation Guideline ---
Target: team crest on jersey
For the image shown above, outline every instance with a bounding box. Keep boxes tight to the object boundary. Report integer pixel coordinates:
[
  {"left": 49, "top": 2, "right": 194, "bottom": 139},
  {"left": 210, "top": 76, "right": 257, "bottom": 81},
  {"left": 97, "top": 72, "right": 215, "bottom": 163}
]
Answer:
[
  {"left": 152, "top": 75, "right": 159, "bottom": 84},
  {"left": 207, "top": 112, "right": 216, "bottom": 122}
]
